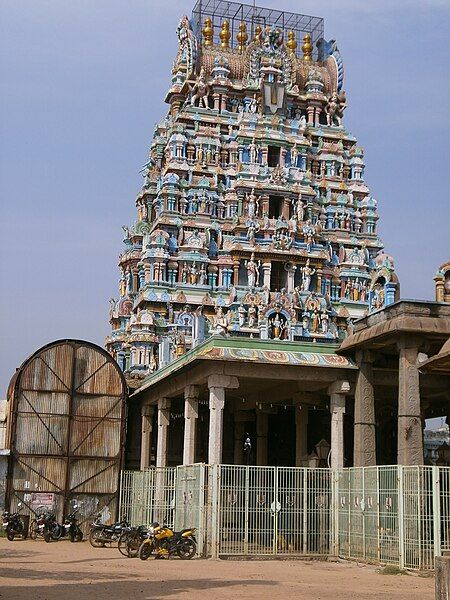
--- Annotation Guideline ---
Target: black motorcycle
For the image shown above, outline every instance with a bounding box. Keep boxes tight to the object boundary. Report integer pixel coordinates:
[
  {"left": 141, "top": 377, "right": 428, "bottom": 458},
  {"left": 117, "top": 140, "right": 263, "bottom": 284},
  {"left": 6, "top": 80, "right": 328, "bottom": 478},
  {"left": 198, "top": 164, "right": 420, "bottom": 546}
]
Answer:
[
  {"left": 61, "top": 509, "right": 83, "bottom": 542},
  {"left": 118, "top": 524, "right": 150, "bottom": 558},
  {"left": 89, "top": 516, "right": 129, "bottom": 547},
  {"left": 42, "top": 512, "right": 63, "bottom": 543},
  {"left": 2, "top": 502, "right": 28, "bottom": 541}
]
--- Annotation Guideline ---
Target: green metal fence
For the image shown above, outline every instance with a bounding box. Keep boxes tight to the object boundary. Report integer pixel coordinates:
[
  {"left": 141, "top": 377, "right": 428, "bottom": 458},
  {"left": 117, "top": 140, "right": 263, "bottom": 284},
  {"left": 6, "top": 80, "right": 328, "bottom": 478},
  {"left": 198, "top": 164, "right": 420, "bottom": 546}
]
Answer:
[{"left": 119, "top": 464, "right": 450, "bottom": 569}]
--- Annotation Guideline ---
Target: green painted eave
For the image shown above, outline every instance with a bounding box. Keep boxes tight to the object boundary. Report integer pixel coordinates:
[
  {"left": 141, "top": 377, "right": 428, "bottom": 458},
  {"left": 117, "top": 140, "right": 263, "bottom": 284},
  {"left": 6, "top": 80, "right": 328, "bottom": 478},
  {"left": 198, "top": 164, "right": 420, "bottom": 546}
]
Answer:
[{"left": 132, "top": 335, "right": 355, "bottom": 397}]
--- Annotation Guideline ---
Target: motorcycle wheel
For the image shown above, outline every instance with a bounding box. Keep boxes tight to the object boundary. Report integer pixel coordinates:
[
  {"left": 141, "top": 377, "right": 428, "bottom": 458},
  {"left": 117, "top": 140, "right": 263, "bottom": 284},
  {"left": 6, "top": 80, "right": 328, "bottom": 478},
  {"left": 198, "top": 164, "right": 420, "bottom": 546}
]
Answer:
[
  {"left": 138, "top": 541, "right": 153, "bottom": 561},
  {"left": 51, "top": 524, "right": 62, "bottom": 540},
  {"left": 29, "top": 519, "right": 39, "bottom": 540},
  {"left": 6, "top": 528, "right": 15, "bottom": 542},
  {"left": 44, "top": 531, "right": 52, "bottom": 543},
  {"left": 127, "top": 534, "right": 143, "bottom": 558},
  {"left": 177, "top": 538, "right": 196, "bottom": 560},
  {"left": 75, "top": 529, "right": 83, "bottom": 542},
  {"left": 118, "top": 532, "right": 131, "bottom": 556},
  {"left": 89, "top": 530, "right": 106, "bottom": 548}
]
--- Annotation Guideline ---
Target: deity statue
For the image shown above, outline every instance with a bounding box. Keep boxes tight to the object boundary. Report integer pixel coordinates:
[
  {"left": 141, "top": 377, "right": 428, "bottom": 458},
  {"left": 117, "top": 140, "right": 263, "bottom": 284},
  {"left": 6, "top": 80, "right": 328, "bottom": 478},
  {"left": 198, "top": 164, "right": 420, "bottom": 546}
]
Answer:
[
  {"left": 190, "top": 67, "right": 210, "bottom": 109},
  {"left": 149, "top": 351, "right": 157, "bottom": 372},
  {"left": 295, "top": 197, "right": 305, "bottom": 222},
  {"left": 302, "top": 220, "right": 315, "bottom": 252},
  {"left": 246, "top": 188, "right": 259, "bottom": 218},
  {"left": 245, "top": 253, "right": 260, "bottom": 288},
  {"left": 270, "top": 312, "right": 285, "bottom": 340},
  {"left": 238, "top": 303, "right": 247, "bottom": 327},
  {"left": 181, "top": 262, "right": 189, "bottom": 283},
  {"left": 212, "top": 306, "right": 230, "bottom": 336},
  {"left": 311, "top": 308, "right": 320, "bottom": 333},
  {"left": 249, "top": 138, "right": 258, "bottom": 164},
  {"left": 189, "top": 262, "right": 199, "bottom": 284},
  {"left": 247, "top": 219, "right": 259, "bottom": 244},
  {"left": 248, "top": 94, "right": 258, "bottom": 114},
  {"left": 325, "top": 91, "right": 347, "bottom": 126},
  {"left": 290, "top": 143, "right": 298, "bottom": 167},
  {"left": 320, "top": 309, "right": 329, "bottom": 333},
  {"left": 248, "top": 302, "right": 257, "bottom": 328},
  {"left": 199, "top": 263, "right": 207, "bottom": 285},
  {"left": 300, "top": 259, "right": 316, "bottom": 292}
]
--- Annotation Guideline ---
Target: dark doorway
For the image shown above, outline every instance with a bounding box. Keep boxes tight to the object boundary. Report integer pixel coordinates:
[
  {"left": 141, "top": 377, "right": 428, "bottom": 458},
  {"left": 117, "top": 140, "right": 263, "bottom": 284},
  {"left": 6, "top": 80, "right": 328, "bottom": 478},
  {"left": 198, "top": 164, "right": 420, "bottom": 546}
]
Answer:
[
  {"left": 269, "top": 195, "right": 282, "bottom": 218},
  {"left": 268, "top": 146, "right": 280, "bottom": 167},
  {"left": 268, "top": 406, "right": 296, "bottom": 466},
  {"left": 270, "top": 261, "right": 286, "bottom": 291}
]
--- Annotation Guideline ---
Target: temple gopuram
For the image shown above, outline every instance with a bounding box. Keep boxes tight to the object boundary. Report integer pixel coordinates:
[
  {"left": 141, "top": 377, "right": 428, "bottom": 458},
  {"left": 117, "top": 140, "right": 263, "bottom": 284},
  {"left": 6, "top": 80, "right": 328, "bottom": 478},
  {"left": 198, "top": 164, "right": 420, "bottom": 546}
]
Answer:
[{"left": 105, "top": 2, "right": 449, "bottom": 470}]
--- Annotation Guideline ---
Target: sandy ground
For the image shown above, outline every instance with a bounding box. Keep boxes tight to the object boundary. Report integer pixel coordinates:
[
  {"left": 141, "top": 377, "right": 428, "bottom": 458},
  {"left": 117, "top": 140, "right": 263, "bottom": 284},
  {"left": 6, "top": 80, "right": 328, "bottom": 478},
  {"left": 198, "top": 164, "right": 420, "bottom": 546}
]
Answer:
[{"left": 0, "top": 537, "right": 434, "bottom": 600}]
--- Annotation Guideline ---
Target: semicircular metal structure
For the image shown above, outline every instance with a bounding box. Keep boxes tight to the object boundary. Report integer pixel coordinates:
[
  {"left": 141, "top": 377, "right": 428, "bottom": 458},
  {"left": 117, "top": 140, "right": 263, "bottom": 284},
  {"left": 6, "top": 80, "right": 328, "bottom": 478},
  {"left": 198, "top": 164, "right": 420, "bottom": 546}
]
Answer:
[{"left": 6, "top": 339, "right": 128, "bottom": 529}]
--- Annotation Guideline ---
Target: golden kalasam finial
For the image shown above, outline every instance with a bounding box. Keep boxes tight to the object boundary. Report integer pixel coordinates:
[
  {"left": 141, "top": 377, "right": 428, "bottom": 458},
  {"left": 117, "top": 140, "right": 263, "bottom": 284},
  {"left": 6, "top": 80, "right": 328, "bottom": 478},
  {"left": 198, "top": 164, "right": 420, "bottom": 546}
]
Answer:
[
  {"left": 202, "top": 17, "right": 213, "bottom": 48},
  {"left": 236, "top": 21, "right": 248, "bottom": 53},
  {"left": 302, "top": 34, "right": 313, "bottom": 63},
  {"left": 219, "top": 20, "right": 231, "bottom": 49},
  {"left": 253, "top": 24, "right": 262, "bottom": 44},
  {"left": 287, "top": 30, "right": 297, "bottom": 55}
]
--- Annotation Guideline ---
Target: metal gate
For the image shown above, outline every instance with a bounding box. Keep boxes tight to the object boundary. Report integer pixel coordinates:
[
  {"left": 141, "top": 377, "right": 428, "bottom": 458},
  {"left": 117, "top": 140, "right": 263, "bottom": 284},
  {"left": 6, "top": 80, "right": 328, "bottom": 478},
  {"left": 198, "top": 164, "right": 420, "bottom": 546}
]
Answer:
[
  {"left": 216, "top": 465, "right": 331, "bottom": 556},
  {"left": 6, "top": 340, "right": 127, "bottom": 532},
  {"left": 174, "top": 464, "right": 208, "bottom": 555}
]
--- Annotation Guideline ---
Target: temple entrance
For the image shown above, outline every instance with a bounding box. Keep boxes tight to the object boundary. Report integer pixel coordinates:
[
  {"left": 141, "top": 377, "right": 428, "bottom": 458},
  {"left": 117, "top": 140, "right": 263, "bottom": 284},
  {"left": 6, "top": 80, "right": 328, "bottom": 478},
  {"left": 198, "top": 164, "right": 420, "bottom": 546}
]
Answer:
[{"left": 268, "top": 407, "right": 296, "bottom": 466}]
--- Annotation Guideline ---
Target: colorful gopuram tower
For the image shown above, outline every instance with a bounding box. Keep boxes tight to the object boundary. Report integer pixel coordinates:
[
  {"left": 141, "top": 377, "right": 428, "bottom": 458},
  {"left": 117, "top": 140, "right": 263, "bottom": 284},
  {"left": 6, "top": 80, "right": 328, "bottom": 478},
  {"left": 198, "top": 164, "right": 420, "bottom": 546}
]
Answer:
[{"left": 106, "top": 2, "right": 399, "bottom": 387}]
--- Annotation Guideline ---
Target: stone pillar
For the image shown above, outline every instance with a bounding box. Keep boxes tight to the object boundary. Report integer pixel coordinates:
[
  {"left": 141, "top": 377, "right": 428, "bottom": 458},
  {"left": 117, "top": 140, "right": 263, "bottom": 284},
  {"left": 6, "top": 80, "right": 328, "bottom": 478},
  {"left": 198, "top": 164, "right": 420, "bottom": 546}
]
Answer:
[
  {"left": 262, "top": 262, "right": 271, "bottom": 288},
  {"left": 354, "top": 351, "right": 376, "bottom": 467},
  {"left": 208, "top": 375, "right": 239, "bottom": 465},
  {"left": 397, "top": 340, "right": 423, "bottom": 465},
  {"left": 295, "top": 404, "right": 309, "bottom": 466},
  {"left": 256, "top": 411, "right": 268, "bottom": 466},
  {"left": 213, "top": 93, "right": 220, "bottom": 111},
  {"left": 307, "top": 106, "right": 315, "bottom": 125},
  {"left": 286, "top": 265, "right": 296, "bottom": 293},
  {"left": 140, "top": 404, "right": 154, "bottom": 469},
  {"left": 328, "top": 381, "right": 350, "bottom": 469},
  {"left": 156, "top": 398, "right": 171, "bottom": 467},
  {"left": 183, "top": 385, "right": 199, "bottom": 466}
]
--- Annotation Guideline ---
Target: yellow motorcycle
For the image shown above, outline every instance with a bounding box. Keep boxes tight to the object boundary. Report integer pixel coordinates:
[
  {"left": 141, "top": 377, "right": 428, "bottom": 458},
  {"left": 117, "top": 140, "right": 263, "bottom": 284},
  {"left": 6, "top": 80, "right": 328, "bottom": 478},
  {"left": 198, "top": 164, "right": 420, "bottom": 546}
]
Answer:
[{"left": 138, "top": 523, "right": 197, "bottom": 560}]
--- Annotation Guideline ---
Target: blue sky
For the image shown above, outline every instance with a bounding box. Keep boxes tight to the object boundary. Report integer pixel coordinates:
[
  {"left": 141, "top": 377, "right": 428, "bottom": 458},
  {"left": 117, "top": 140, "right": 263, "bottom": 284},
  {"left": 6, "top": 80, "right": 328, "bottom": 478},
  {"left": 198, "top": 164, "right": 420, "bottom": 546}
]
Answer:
[{"left": 1, "top": 0, "right": 449, "bottom": 396}]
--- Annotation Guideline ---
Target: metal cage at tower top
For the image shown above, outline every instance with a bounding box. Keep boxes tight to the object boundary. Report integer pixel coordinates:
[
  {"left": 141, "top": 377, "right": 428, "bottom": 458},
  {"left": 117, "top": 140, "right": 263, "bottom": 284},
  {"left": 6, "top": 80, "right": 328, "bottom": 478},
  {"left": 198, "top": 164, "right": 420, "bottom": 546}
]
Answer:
[{"left": 191, "top": 0, "right": 324, "bottom": 59}]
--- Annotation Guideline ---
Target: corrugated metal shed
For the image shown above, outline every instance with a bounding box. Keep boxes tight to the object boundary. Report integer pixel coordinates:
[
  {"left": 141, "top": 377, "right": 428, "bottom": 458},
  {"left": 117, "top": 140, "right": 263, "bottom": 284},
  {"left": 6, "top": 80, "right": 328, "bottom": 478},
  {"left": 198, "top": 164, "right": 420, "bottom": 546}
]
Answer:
[{"left": 6, "top": 340, "right": 128, "bottom": 529}]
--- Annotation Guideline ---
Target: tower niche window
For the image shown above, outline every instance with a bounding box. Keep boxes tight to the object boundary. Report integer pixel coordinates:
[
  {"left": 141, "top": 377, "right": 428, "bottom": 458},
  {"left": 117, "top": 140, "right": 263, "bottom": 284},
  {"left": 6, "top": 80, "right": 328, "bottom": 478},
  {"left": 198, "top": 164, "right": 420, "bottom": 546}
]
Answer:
[
  {"left": 268, "top": 146, "right": 280, "bottom": 167},
  {"left": 270, "top": 262, "right": 286, "bottom": 292},
  {"left": 269, "top": 196, "right": 282, "bottom": 219}
]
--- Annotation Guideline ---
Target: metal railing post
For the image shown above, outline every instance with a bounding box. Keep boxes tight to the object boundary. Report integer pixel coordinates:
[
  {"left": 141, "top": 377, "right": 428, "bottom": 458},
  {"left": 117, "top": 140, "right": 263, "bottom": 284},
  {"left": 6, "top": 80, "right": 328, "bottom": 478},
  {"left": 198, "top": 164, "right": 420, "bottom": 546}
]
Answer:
[
  {"left": 210, "top": 464, "right": 220, "bottom": 559},
  {"left": 397, "top": 465, "right": 405, "bottom": 570},
  {"left": 432, "top": 465, "right": 442, "bottom": 563}
]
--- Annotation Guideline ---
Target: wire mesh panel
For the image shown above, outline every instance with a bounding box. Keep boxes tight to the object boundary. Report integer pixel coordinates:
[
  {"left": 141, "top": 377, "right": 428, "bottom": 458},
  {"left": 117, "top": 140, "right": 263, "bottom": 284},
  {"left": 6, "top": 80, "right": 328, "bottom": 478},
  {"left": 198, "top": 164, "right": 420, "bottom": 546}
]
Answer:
[
  {"left": 440, "top": 467, "right": 450, "bottom": 554},
  {"left": 217, "top": 464, "right": 248, "bottom": 554},
  {"left": 174, "top": 464, "right": 207, "bottom": 554},
  {"left": 378, "top": 467, "right": 399, "bottom": 565},
  {"left": 119, "top": 467, "right": 176, "bottom": 528}
]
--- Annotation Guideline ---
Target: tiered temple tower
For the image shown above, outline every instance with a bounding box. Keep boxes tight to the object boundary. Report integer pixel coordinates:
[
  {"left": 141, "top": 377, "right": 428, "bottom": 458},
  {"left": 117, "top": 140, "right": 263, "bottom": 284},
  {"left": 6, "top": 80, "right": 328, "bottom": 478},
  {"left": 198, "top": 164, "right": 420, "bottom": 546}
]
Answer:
[{"left": 106, "top": 2, "right": 399, "bottom": 387}]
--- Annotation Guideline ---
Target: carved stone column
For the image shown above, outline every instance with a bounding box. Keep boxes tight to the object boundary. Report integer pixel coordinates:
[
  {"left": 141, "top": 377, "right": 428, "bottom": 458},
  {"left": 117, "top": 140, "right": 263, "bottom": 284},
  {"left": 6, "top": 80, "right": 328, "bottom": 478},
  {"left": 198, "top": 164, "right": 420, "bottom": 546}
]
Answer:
[
  {"left": 156, "top": 398, "right": 171, "bottom": 467},
  {"left": 307, "top": 106, "right": 315, "bottom": 125},
  {"left": 328, "top": 381, "right": 350, "bottom": 469},
  {"left": 262, "top": 262, "right": 271, "bottom": 288},
  {"left": 256, "top": 411, "right": 268, "bottom": 466},
  {"left": 208, "top": 375, "right": 239, "bottom": 464},
  {"left": 140, "top": 404, "right": 154, "bottom": 469},
  {"left": 397, "top": 339, "right": 423, "bottom": 465},
  {"left": 183, "top": 385, "right": 199, "bottom": 466},
  {"left": 354, "top": 351, "right": 376, "bottom": 466}
]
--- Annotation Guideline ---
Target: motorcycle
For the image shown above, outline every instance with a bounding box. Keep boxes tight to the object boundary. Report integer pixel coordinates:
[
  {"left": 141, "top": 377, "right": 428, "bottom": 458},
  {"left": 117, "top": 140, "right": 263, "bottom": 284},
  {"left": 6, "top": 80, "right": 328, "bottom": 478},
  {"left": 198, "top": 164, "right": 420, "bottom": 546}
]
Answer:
[
  {"left": 89, "top": 515, "right": 129, "bottom": 547},
  {"left": 138, "top": 523, "right": 196, "bottom": 560},
  {"left": 29, "top": 508, "right": 49, "bottom": 540},
  {"left": 2, "top": 502, "right": 27, "bottom": 541},
  {"left": 43, "top": 513, "right": 63, "bottom": 543},
  {"left": 118, "top": 524, "right": 152, "bottom": 558},
  {"left": 61, "top": 505, "right": 83, "bottom": 542}
]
